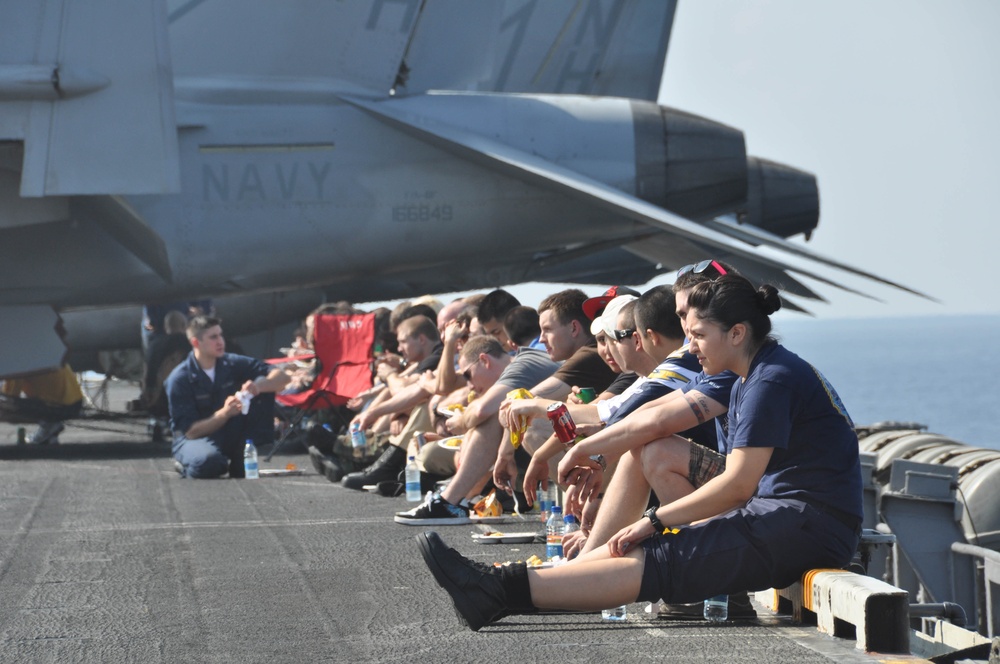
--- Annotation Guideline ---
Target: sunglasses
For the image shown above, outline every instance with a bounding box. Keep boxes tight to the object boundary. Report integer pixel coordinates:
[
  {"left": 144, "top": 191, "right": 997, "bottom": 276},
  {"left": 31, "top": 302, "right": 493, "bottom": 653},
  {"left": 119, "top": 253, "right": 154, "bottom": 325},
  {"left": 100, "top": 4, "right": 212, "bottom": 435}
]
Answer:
[
  {"left": 460, "top": 358, "right": 478, "bottom": 382},
  {"left": 677, "top": 259, "right": 728, "bottom": 278},
  {"left": 612, "top": 328, "right": 635, "bottom": 342}
]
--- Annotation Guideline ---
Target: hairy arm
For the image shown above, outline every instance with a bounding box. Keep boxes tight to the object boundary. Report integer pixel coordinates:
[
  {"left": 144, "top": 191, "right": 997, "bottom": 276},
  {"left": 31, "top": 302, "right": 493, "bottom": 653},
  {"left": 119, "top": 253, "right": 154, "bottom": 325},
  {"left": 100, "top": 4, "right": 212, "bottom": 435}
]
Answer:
[{"left": 567, "top": 389, "right": 726, "bottom": 461}]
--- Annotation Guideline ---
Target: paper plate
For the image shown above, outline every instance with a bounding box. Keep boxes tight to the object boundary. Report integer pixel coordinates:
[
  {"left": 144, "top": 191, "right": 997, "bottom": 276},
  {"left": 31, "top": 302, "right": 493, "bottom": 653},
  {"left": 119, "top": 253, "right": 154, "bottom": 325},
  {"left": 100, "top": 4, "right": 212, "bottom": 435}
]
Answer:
[
  {"left": 472, "top": 532, "right": 538, "bottom": 544},
  {"left": 437, "top": 437, "right": 463, "bottom": 451},
  {"left": 259, "top": 468, "right": 305, "bottom": 477}
]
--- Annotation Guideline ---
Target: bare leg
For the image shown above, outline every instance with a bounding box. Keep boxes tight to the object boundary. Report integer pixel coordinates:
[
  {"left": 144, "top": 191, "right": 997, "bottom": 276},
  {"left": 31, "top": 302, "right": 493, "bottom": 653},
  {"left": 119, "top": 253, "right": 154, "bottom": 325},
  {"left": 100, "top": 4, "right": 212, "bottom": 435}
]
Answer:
[
  {"left": 440, "top": 417, "right": 502, "bottom": 505},
  {"left": 581, "top": 449, "right": 650, "bottom": 554},
  {"left": 529, "top": 547, "right": 645, "bottom": 610},
  {"left": 581, "top": 435, "right": 696, "bottom": 554},
  {"left": 641, "top": 436, "right": 697, "bottom": 504}
]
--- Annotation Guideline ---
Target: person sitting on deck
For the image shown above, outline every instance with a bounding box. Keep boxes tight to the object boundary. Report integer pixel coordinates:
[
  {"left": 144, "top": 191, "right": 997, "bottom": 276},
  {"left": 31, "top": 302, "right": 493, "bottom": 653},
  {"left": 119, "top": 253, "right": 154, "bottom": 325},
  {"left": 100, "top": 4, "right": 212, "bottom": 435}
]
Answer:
[
  {"left": 417, "top": 273, "right": 863, "bottom": 631},
  {"left": 166, "top": 316, "right": 290, "bottom": 479}
]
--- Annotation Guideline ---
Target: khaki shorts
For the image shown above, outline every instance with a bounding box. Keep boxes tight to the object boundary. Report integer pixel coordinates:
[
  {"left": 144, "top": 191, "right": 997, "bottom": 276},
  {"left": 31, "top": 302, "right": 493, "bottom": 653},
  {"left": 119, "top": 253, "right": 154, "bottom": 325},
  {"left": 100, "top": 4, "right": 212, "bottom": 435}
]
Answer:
[{"left": 688, "top": 444, "right": 726, "bottom": 488}]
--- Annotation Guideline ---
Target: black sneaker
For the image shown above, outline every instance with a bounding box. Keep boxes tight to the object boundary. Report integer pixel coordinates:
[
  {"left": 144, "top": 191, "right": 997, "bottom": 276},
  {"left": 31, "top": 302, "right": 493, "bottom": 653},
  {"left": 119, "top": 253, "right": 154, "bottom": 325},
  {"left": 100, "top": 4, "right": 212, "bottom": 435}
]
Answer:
[
  {"left": 416, "top": 531, "right": 507, "bottom": 631},
  {"left": 394, "top": 493, "right": 470, "bottom": 525},
  {"left": 341, "top": 444, "right": 405, "bottom": 490}
]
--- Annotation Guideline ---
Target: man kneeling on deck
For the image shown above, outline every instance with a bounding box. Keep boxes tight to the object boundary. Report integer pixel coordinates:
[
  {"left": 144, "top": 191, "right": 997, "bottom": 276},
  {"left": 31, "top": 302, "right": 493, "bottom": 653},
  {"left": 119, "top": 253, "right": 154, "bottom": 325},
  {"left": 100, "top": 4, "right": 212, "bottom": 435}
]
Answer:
[{"left": 167, "top": 315, "right": 290, "bottom": 479}]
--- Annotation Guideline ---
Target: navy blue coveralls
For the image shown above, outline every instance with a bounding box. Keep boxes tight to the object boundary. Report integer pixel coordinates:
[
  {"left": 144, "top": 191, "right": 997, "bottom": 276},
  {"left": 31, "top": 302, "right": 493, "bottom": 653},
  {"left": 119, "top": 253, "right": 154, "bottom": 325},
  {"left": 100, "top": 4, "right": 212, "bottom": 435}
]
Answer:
[{"left": 166, "top": 352, "right": 274, "bottom": 478}]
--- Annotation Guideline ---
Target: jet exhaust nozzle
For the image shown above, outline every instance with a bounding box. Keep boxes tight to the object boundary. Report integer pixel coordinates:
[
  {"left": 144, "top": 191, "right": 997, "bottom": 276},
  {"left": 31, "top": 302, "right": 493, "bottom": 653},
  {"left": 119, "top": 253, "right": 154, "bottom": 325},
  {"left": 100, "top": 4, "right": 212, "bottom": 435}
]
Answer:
[{"left": 740, "top": 156, "right": 819, "bottom": 241}]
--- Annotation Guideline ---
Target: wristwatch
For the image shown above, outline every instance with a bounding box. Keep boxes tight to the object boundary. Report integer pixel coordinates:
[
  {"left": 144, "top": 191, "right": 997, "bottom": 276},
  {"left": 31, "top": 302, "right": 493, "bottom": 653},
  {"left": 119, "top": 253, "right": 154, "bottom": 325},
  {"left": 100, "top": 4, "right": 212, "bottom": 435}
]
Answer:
[
  {"left": 643, "top": 507, "right": 666, "bottom": 535},
  {"left": 589, "top": 454, "right": 606, "bottom": 472}
]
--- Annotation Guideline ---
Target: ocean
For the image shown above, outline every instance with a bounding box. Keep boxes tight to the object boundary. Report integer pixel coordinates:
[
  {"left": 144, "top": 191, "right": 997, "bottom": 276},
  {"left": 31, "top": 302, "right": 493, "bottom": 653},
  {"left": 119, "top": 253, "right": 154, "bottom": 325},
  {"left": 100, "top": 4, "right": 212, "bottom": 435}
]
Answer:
[{"left": 772, "top": 313, "right": 1000, "bottom": 451}]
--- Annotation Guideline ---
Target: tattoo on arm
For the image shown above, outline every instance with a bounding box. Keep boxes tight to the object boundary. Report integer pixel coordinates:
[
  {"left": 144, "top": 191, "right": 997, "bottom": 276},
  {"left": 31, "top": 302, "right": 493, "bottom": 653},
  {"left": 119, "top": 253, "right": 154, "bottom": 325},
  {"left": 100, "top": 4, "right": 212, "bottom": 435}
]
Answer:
[{"left": 684, "top": 393, "right": 707, "bottom": 424}]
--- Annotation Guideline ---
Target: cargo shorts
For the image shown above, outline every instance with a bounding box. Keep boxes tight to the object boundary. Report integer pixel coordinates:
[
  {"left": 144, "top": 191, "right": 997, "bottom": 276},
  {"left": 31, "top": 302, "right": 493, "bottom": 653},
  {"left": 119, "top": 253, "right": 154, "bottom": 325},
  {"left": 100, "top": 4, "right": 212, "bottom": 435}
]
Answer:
[{"left": 688, "top": 443, "right": 726, "bottom": 488}]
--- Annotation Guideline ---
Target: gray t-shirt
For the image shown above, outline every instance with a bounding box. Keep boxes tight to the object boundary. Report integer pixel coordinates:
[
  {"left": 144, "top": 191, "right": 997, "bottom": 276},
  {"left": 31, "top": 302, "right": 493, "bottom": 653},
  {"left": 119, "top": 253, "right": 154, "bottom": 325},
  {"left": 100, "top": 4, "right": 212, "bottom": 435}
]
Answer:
[{"left": 497, "top": 347, "right": 559, "bottom": 390}]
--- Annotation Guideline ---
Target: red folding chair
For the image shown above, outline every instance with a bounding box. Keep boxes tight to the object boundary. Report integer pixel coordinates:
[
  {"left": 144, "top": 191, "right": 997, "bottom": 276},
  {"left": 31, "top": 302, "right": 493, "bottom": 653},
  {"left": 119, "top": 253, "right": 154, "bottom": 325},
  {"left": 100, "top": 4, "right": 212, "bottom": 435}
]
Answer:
[{"left": 268, "top": 312, "right": 375, "bottom": 460}]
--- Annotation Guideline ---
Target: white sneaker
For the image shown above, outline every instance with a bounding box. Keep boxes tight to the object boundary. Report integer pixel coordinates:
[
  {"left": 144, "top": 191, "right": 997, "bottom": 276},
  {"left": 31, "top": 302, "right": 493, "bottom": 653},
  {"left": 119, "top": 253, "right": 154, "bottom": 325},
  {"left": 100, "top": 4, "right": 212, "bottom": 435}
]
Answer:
[{"left": 29, "top": 421, "right": 64, "bottom": 445}]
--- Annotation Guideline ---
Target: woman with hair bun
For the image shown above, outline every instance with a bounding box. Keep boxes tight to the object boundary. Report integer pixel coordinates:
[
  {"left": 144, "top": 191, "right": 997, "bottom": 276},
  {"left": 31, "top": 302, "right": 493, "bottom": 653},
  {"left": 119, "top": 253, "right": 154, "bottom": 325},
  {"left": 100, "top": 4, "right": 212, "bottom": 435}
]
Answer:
[{"left": 417, "top": 274, "right": 862, "bottom": 631}]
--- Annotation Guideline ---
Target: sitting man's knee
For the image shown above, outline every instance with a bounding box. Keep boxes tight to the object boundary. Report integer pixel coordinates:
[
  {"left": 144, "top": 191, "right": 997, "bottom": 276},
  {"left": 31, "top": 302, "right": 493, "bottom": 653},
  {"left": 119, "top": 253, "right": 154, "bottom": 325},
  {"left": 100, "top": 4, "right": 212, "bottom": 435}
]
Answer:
[
  {"left": 175, "top": 437, "right": 230, "bottom": 479},
  {"left": 640, "top": 436, "right": 687, "bottom": 473},
  {"left": 183, "top": 451, "right": 229, "bottom": 478}
]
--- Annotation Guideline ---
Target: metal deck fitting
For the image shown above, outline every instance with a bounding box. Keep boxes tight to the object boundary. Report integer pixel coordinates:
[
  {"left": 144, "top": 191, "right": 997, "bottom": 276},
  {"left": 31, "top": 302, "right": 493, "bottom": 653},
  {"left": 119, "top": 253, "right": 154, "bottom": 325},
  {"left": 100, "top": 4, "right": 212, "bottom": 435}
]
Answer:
[{"left": 758, "top": 569, "right": 909, "bottom": 652}]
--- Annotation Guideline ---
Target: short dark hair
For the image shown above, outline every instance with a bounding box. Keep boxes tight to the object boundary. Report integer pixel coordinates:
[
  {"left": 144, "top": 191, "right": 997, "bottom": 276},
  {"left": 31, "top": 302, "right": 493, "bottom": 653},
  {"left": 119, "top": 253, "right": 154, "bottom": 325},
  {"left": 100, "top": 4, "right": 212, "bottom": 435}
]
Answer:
[
  {"left": 616, "top": 300, "right": 637, "bottom": 330},
  {"left": 502, "top": 306, "right": 541, "bottom": 347},
  {"left": 477, "top": 289, "right": 520, "bottom": 325},
  {"left": 187, "top": 315, "right": 221, "bottom": 340},
  {"left": 634, "top": 286, "right": 684, "bottom": 340},
  {"left": 538, "top": 289, "right": 590, "bottom": 331},
  {"left": 459, "top": 335, "right": 506, "bottom": 365},
  {"left": 397, "top": 315, "right": 440, "bottom": 343}
]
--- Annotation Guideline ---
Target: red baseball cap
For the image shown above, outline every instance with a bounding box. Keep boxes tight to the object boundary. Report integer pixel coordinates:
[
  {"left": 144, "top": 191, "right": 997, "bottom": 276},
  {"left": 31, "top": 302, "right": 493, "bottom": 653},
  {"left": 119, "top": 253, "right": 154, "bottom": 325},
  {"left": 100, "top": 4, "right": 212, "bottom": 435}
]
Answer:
[{"left": 582, "top": 285, "right": 641, "bottom": 320}]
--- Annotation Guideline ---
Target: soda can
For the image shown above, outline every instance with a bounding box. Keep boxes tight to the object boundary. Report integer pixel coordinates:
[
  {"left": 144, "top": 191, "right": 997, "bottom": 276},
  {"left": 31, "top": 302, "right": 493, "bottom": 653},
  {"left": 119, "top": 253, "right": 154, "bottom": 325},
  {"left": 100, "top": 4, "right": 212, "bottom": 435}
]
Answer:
[
  {"left": 350, "top": 421, "right": 367, "bottom": 449},
  {"left": 577, "top": 387, "right": 597, "bottom": 404},
  {"left": 546, "top": 402, "right": 577, "bottom": 445},
  {"left": 414, "top": 432, "right": 427, "bottom": 449}
]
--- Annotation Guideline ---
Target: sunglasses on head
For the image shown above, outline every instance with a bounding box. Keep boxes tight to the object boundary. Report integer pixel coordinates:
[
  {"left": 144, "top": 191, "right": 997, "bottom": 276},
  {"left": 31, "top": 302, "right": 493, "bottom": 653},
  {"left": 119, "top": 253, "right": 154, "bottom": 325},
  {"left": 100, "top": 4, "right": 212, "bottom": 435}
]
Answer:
[
  {"left": 612, "top": 328, "right": 635, "bottom": 342},
  {"left": 676, "top": 259, "right": 728, "bottom": 278}
]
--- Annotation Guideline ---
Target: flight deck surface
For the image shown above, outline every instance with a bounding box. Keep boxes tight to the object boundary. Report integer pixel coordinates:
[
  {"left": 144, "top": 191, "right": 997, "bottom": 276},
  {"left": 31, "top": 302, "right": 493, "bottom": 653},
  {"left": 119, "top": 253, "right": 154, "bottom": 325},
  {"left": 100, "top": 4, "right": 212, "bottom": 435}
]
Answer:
[{"left": 0, "top": 383, "right": 922, "bottom": 663}]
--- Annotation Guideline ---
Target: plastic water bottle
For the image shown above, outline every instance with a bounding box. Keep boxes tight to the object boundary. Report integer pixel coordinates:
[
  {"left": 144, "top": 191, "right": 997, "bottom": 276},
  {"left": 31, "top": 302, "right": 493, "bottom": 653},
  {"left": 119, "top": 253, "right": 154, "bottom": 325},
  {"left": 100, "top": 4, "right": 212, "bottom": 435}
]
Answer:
[
  {"left": 539, "top": 482, "right": 558, "bottom": 523},
  {"left": 243, "top": 440, "right": 259, "bottom": 479},
  {"left": 563, "top": 514, "right": 579, "bottom": 534},
  {"left": 602, "top": 605, "right": 627, "bottom": 621},
  {"left": 405, "top": 455, "right": 421, "bottom": 501},
  {"left": 703, "top": 594, "right": 728, "bottom": 622},
  {"left": 546, "top": 506, "right": 564, "bottom": 560}
]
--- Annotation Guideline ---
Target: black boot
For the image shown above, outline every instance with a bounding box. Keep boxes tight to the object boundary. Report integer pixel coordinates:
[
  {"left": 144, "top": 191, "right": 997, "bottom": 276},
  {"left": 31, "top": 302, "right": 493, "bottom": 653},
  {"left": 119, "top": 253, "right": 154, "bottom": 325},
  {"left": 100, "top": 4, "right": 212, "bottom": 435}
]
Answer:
[
  {"left": 341, "top": 443, "right": 406, "bottom": 490},
  {"left": 417, "top": 531, "right": 524, "bottom": 631}
]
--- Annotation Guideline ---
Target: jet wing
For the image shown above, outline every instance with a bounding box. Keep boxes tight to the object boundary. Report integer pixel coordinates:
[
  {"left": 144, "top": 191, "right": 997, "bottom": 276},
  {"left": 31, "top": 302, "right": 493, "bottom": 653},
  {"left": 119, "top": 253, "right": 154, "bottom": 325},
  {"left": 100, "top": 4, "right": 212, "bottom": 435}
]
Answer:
[
  {"left": 343, "top": 94, "right": 929, "bottom": 301},
  {"left": 702, "top": 218, "right": 935, "bottom": 300},
  {"left": 0, "top": 0, "right": 180, "bottom": 196}
]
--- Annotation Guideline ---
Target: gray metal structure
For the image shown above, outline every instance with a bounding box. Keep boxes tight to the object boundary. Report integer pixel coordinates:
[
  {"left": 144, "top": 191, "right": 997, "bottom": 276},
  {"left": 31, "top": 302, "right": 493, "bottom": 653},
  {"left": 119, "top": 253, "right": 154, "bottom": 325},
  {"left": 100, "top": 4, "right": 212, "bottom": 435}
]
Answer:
[
  {"left": 0, "top": 0, "right": 929, "bottom": 376},
  {"left": 857, "top": 425, "right": 1000, "bottom": 638}
]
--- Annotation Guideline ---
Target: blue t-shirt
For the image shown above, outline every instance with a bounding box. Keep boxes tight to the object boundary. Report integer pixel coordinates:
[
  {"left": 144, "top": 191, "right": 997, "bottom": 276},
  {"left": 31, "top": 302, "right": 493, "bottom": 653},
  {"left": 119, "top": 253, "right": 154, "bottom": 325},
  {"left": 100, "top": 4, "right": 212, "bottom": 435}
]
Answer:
[
  {"left": 726, "top": 342, "right": 862, "bottom": 520},
  {"left": 681, "top": 363, "right": 738, "bottom": 452}
]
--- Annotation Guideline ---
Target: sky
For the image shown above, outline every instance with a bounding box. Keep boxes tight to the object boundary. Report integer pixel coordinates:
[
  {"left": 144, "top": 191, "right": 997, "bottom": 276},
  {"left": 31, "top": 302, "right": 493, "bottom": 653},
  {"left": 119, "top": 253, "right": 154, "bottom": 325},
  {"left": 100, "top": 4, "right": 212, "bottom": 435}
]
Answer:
[{"left": 370, "top": 1, "right": 1000, "bottom": 321}]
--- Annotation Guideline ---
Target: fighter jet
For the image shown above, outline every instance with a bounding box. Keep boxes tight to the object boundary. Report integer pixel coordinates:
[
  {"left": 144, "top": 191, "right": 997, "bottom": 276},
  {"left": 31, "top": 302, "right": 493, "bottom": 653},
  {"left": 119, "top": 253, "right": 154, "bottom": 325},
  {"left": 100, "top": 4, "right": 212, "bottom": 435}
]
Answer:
[{"left": 0, "top": 0, "right": 927, "bottom": 377}]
